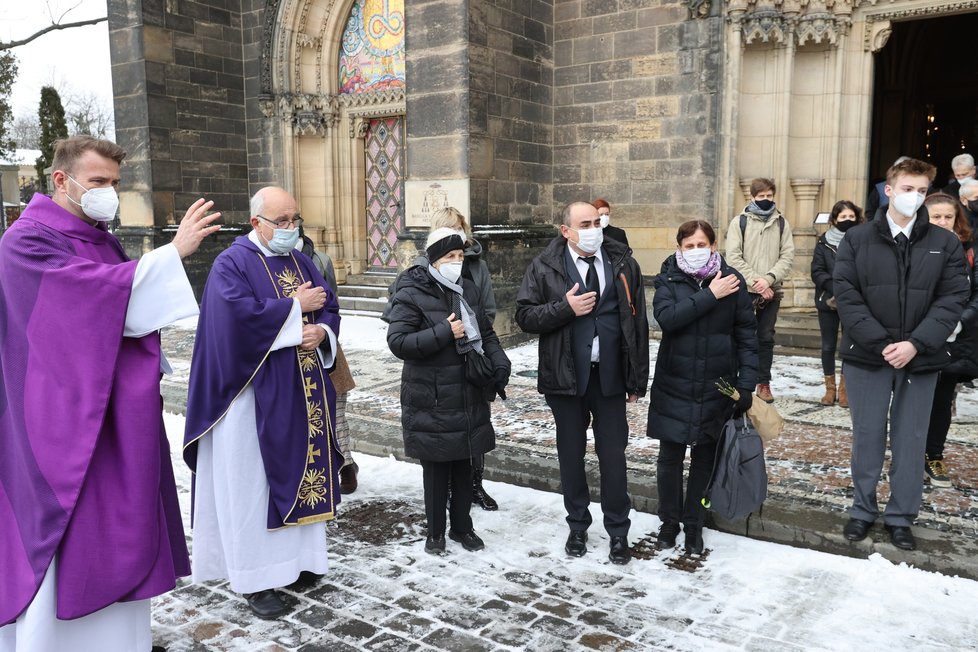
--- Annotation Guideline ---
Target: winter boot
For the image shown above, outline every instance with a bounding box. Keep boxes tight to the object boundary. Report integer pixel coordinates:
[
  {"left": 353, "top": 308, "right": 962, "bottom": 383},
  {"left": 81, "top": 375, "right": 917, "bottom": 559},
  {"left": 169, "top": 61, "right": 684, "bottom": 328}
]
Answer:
[
  {"left": 756, "top": 383, "right": 775, "bottom": 404},
  {"left": 837, "top": 375, "right": 848, "bottom": 408},
  {"left": 472, "top": 468, "right": 498, "bottom": 511},
  {"left": 820, "top": 375, "right": 837, "bottom": 405}
]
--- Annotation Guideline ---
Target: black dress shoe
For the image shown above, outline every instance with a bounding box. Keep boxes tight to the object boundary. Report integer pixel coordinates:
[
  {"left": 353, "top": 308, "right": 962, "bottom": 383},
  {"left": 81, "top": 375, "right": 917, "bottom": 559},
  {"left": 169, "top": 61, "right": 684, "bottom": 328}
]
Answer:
[
  {"left": 684, "top": 526, "right": 704, "bottom": 555},
  {"left": 656, "top": 522, "right": 681, "bottom": 549},
  {"left": 449, "top": 529, "right": 486, "bottom": 551},
  {"left": 565, "top": 530, "right": 588, "bottom": 557},
  {"left": 609, "top": 536, "right": 631, "bottom": 565},
  {"left": 885, "top": 524, "right": 916, "bottom": 550},
  {"left": 843, "top": 518, "right": 873, "bottom": 542},
  {"left": 288, "top": 570, "right": 324, "bottom": 590},
  {"left": 243, "top": 589, "right": 288, "bottom": 619},
  {"left": 425, "top": 534, "right": 447, "bottom": 555}
]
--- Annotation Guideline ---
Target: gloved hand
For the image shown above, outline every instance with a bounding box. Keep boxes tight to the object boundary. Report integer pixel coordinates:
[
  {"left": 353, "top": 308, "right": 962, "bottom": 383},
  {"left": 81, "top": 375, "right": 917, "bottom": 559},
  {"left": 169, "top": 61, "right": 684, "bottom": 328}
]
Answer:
[
  {"left": 494, "top": 366, "right": 510, "bottom": 401},
  {"left": 734, "top": 389, "right": 753, "bottom": 416}
]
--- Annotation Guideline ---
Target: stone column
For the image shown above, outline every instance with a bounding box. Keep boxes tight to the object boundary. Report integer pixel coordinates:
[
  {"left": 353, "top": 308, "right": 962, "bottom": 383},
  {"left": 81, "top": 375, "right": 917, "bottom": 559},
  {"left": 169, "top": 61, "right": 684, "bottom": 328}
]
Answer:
[{"left": 787, "top": 178, "right": 823, "bottom": 307}]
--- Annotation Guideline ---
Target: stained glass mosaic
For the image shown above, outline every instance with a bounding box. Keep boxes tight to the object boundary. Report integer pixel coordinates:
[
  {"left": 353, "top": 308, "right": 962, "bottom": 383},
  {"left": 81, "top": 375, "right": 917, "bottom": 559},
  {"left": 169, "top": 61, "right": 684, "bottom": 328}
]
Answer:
[{"left": 339, "top": 0, "right": 406, "bottom": 94}]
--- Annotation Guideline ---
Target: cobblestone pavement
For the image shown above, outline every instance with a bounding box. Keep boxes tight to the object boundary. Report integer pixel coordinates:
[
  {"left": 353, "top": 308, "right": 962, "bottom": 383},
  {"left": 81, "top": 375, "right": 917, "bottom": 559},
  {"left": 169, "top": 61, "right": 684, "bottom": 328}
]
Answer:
[{"left": 155, "top": 317, "right": 978, "bottom": 650}]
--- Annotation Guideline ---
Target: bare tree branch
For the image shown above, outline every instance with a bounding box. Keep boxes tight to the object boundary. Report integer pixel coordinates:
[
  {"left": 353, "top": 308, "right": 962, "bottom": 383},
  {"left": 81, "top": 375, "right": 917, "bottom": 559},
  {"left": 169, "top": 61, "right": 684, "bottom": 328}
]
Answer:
[{"left": 0, "top": 16, "right": 107, "bottom": 52}]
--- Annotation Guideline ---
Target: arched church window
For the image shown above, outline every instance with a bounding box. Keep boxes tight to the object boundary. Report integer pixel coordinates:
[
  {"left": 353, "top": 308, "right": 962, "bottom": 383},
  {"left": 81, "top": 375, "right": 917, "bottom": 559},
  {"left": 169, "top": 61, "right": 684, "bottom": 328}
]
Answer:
[{"left": 339, "top": 0, "right": 406, "bottom": 94}]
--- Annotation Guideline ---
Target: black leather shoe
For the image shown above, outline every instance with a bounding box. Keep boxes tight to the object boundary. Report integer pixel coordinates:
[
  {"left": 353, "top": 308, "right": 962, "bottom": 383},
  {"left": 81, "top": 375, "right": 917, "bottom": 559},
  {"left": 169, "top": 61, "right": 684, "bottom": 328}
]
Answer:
[
  {"left": 449, "top": 529, "right": 486, "bottom": 551},
  {"left": 472, "top": 470, "right": 499, "bottom": 511},
  {"left": 609, "top": 536, "right": 631, "bottom": 565},
  {"left": 565, "top": 530, "right": 588, "bottom": 557},
  {"left": 288, "top": 570, "right": 323, "bottom": 591},
  {"left": 843, "top": 518, "right": 873, "bottom": 542},
  {"left": 425, "top": 534, "right": 447, "bottom": 555},
  {"left": 684, "top": 526, "right": 704, "bottom": 555},
  {"left": 243, "top": 589, "right": 288, "bottom": 619},
  {"left": 656, "top": 522, "right": 681, "bottom": 549},
  {"left": 885, "top": 524, "right": 916, "bottom": 550}
]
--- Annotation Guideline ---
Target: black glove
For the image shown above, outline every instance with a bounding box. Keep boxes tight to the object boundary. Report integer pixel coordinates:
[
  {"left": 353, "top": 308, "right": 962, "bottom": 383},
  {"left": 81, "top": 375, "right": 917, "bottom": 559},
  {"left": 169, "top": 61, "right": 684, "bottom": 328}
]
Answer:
[
  {"left": 494, "top": 366, "right": 510, "bottom": 401},
  {"left": 734, "top": 390, "right": 753, "bottom": 416}
]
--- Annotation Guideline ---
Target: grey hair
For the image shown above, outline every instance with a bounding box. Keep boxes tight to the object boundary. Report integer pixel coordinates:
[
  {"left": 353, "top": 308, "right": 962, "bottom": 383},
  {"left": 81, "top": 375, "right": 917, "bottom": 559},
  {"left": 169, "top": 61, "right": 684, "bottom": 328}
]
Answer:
[
  {"left": 959, "top": 178, "right": 978, "bottom": 198},
  {"left": 560, "top": 201, "right": 594, "bottom": 226},
  {"left": 249, "top": 188, "right": 267, "bottom": 217},
  {"left": 893, "top": 156, "right": 911, "bottom": 166},
  {"left": 952, "top": 154, "right": 975, "bottom": 169}
]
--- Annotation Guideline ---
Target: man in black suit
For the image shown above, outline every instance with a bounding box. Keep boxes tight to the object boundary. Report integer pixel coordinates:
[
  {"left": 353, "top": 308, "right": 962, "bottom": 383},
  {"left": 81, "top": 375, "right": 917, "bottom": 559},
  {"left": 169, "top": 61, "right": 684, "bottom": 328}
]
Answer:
[{"left": 516, "top": 201, "right": 649, "bottom": 565}]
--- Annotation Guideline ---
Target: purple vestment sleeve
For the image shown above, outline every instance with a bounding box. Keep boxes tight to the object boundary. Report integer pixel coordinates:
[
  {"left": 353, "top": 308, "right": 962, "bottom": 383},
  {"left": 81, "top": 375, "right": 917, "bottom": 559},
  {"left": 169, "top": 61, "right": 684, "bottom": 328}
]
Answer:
[
  {"left": 184, "top": 236, "right": 342, "bottom": 528},
  {"left": 0, "top": 194, "right": 189, "bottom": 624}
]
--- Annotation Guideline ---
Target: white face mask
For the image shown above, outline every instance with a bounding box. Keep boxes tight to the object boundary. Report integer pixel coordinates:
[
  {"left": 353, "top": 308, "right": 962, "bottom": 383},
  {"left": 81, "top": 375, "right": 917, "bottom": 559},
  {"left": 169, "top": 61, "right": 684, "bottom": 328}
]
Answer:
[
  {"left": 571, "top": 226, "right": 604, "bottom": 254},
  {"left": 66, "top": 175, "right": 119, "bottom": 222},
  {"left": 437, "top": 261, "right": 463, "bottom": 284},
  {"left": 891, "top": 191, "right": 925, "bottom": 218},
  {"left": 266, "top": 227, "right": 301, "bottom": 254},
  {"left": 682, "top": 248, "right": 712, "bottom": 269},
  {"left": 599, "top": 214, "right": 610, "bottom": 229}
]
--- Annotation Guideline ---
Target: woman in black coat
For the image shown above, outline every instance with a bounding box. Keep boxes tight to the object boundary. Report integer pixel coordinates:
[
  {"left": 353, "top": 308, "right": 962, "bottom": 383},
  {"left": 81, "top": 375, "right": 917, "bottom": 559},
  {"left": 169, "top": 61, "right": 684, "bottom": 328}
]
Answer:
[
  {"left": 647, "top": 220, "right": 758, "bottom": 554},
  {"left": 810, "top": 200, "right": 863, "bottom": 407},
  {"left": 386, "top": 229, "right": 511, "bottom": 555},
  {"left": 922, "top": 193, "right": 978, "bottom": 488}
]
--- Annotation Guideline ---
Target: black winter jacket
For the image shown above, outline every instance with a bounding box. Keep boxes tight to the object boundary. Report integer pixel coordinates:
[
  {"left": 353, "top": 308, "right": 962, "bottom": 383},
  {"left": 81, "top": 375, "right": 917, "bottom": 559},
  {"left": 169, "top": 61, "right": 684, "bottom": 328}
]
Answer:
[
  {"left": 515, "top": 236, "right": 649, "bottom": 397},
  {"left": 810, "top": 234, "right": 839, "bottom": 312},
  {"left": 647, "top": 256, "right": 758, "bottom": 445},
  {"left": 386, "top": 266, "right": 511, "bottom": 462},
  {"left": 833, "top": 211, "right": 970, "bottom": 373},
  {"left": 945, "top": 244, "right": 978, "bottom": 380}
]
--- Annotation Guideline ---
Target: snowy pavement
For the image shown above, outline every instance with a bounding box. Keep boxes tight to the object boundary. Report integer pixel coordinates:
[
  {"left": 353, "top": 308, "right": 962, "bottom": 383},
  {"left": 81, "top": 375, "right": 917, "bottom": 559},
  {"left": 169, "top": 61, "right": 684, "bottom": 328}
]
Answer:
[{"left": 153, "top": 420, "right": 978, "bottom": 651}]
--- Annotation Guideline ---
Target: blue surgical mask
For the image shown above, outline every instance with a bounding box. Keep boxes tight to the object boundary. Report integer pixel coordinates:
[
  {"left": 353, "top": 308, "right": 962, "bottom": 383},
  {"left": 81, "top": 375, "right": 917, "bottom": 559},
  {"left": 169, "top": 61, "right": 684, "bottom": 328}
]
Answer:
[{"left": 266, "top": 227, "right": 300, "bottom": 254}]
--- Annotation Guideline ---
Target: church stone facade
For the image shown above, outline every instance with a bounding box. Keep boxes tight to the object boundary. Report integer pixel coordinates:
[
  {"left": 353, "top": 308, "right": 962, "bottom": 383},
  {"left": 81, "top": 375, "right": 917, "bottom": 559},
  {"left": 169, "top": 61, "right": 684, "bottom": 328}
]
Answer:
[{"left": 106, "top": 0, "right": 978, "bottom": 334}]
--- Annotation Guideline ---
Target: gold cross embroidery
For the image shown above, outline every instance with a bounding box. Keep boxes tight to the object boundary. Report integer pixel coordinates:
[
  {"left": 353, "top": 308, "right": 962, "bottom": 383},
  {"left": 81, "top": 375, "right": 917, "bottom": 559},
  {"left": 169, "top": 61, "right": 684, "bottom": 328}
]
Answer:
[
  {"left": 304, "top": 376, "right": 318, "bottom": 399},
  {"left": 307, "top": 443, "right": 322, "bottom": 465}
]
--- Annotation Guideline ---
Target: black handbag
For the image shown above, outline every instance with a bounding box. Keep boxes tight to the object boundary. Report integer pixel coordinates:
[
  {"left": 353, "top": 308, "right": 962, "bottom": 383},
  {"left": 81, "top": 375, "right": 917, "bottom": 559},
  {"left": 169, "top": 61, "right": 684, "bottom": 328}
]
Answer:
[{"left": 464, "top": 351, "right": 495, "bottom": 388}]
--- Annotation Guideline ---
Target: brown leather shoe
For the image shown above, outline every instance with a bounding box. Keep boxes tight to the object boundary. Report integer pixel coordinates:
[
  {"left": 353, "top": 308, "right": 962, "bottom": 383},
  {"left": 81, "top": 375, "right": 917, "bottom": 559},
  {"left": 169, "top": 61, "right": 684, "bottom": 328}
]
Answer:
[
  {"left": 339, "top": 461, "right": 359, "bottom": 495},
  {"left": 756, "top": 383, "right": 774, "bottom": 403}
]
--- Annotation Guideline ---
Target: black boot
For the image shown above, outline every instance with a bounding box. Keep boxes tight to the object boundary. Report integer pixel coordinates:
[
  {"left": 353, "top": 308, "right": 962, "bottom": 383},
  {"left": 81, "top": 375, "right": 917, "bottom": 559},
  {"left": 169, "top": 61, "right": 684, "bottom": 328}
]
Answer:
[{"left": 472, "top": 468, "right": 498, "bottom": 511}]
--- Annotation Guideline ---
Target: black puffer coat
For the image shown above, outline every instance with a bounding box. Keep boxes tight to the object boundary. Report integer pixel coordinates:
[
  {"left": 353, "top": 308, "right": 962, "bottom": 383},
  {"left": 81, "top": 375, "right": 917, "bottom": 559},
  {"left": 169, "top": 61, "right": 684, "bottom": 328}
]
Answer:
[
  {"left": 834, "top": 211, "right": 970, "bottom": 373},
  {"left": 945, "top": 244, "right": 978, "bottom": 380},
  {"left": 647, "top": 256, "right": 759, "bottom": 445},
  {"left": 386, "top": 266, "right": 511, "bottom": 462},
  {"left": 515, "top": 235, "right": 649, "bottom": 397},
  {"left": 810, "top": 234, "right": 838, "bottom": 312}
]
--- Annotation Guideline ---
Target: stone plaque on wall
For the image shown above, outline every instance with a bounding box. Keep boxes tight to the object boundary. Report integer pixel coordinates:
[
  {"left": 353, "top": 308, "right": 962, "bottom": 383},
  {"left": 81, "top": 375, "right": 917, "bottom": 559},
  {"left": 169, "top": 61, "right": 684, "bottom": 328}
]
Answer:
[{"left": 405, "top": 179, "right": 470, "bottom": 227}]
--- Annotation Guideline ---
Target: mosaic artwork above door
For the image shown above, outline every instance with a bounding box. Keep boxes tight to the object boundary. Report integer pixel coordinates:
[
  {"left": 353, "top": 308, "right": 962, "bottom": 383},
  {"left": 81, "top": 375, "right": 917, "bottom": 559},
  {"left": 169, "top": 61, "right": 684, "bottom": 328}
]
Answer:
[{"left": 364, "top": 116, "right": 405, "bottom": 272}]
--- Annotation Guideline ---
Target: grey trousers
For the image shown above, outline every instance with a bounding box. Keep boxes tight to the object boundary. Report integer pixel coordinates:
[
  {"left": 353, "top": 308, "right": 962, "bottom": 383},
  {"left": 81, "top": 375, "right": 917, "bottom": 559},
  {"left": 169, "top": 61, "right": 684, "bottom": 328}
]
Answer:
[{"left": 844, "top": 363, "right": 938, "bottom": 527}]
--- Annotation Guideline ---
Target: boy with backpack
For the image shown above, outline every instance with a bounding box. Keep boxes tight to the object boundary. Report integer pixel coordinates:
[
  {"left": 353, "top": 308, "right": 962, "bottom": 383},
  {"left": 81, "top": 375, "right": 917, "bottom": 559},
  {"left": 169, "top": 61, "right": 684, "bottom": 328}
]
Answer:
[{"left": 725, "top": 178, "right": 795, "bottom": 404}]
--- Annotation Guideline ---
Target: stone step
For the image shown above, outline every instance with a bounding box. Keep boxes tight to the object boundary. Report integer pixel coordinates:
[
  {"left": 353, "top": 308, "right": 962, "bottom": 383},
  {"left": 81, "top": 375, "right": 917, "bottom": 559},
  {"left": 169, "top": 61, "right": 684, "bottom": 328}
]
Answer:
[
  {"left": 341, "top": 284, "right": 389, "bottom": 299},
  {"left": 775, "top": 326, "right": 823, "bottom": 350},
  {"left": 344, "top": 273, "right": 396, "bottom": 288},
  {"left": 338, "top": 295, "right": 389, "bottom": 314}
]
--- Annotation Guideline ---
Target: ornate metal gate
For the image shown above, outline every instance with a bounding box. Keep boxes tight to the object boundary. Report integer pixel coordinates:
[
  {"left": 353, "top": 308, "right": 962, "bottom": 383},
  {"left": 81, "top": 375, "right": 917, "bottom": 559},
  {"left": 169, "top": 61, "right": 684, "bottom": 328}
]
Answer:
[{"left": 364, "top": 116, "right": 405, "bottom": 272}]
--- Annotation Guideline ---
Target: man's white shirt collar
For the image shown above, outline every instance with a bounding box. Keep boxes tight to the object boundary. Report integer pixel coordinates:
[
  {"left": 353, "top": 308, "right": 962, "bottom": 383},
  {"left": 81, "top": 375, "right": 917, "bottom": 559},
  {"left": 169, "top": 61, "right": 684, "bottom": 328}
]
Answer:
[{"left": 885, "top": 212, "right": 915, "bottom": 240}]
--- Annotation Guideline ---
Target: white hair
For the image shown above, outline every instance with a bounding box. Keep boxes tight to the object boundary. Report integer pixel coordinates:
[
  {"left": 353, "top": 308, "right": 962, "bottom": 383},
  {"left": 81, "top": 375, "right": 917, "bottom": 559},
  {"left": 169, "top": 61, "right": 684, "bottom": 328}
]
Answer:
[
  {"left": 249, "top": 188, "right": 266, "bottom": 217},
  {"left": 959, "top": 178, "right": 978, "bottom": 198},
  {"left": 952, "top": 154, "right": 975, "bottom": 169},
  {"left": 893, "top": 156, "right": 910, "bottom": 166}
]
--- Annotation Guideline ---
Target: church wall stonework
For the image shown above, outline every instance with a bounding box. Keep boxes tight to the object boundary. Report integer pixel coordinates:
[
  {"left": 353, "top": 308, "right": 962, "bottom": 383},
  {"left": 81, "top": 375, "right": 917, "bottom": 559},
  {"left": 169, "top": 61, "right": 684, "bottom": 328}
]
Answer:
[{"left": 553, "top": 0, "right": 723, "bottom": 273}]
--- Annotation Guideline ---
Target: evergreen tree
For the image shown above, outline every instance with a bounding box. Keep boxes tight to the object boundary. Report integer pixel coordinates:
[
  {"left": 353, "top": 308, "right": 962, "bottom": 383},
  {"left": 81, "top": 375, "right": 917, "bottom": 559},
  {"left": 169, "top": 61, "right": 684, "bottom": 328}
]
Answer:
[
  {"left": 0, "top": 52, "right": 17, "bottom": 159},
  {"left": 35, "top": 86, "right": 68, "bottom": 195}
]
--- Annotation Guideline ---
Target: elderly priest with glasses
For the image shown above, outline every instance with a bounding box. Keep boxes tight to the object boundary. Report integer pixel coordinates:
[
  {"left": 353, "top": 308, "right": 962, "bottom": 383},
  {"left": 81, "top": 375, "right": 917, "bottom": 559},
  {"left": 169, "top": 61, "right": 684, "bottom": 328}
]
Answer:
[{"left": 184, "top": 186, "right": 343, "bottom": 619}]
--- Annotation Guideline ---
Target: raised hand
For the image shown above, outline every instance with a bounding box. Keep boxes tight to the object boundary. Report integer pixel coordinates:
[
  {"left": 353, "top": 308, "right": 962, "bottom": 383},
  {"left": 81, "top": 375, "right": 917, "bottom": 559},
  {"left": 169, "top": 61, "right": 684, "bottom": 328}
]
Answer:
[{"left": 171, "top": 198, "right": 222, "bottom": 258}]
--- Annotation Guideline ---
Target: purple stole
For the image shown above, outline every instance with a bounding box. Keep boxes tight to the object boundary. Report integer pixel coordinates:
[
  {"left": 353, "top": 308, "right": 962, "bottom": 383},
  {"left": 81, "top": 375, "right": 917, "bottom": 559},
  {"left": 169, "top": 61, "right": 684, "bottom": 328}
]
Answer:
[
  {"left": 184, "top": 236, "right": 342, "bottom": 530},
  {"left": 256, "top": 252, "right": 342, "bottom": 525}
]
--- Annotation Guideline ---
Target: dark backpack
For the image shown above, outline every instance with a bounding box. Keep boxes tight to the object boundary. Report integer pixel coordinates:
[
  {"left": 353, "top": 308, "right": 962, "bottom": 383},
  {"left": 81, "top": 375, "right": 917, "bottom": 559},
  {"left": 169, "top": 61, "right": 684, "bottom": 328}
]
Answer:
[
  {"left": 702, "top": 416, "right": 768, "bottom": 520},
  {"left": 739, "top": 213, "right": 785, "bottom": 241}
]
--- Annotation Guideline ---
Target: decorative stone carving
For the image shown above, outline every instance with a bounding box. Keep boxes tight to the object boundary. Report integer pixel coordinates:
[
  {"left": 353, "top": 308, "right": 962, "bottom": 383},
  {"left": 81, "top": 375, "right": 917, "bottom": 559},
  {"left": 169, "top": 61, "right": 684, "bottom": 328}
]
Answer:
[
  {"left": 687, "top": 0, "right": 713, "bottom": 18},
  {"left": 868, "top": 21, "right": 891, "bottom": 53},
  {"left": 742, "top": 9, "right": 791, "bottom": 44},
  {"left": 796, "top": 13, "right": 849, "bottom": 45},
  {"left": 862, "top": 1, "right": 978, "bottom": 51},
  {"left": 728, "top": 0, "right": 854, "bottom": 46}
]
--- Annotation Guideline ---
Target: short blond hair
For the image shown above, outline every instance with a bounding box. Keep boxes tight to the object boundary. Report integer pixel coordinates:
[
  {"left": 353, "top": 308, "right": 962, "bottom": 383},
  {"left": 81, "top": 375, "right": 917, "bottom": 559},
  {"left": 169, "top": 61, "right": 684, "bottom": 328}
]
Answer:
[{"left": 429, "top": 206, "right": 469, "bottom": 238}]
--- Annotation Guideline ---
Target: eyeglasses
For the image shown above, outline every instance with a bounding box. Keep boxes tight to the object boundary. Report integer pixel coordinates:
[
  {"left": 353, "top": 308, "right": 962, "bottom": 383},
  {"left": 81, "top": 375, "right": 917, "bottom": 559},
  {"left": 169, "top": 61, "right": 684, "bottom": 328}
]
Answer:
[{"left": 258, "top": 214, "right": 303, "bottom": 229}]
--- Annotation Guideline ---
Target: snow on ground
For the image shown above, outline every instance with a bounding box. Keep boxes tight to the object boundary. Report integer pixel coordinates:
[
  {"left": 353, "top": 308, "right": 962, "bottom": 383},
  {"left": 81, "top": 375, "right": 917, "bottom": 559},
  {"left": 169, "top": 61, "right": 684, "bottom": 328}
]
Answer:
[{"left": 161, "top": 412, "right": 978, "bottom": 651}]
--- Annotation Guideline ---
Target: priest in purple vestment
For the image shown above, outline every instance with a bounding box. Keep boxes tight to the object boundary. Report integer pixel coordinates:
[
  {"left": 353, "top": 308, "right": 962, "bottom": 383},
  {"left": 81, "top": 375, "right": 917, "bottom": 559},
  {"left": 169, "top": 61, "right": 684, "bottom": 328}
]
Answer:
[
  {"left": 184, "top": 186, "right": 342, "bottom": 620},
  {"left": 0, "top": 135, "right": 222, "bottom": 651}
]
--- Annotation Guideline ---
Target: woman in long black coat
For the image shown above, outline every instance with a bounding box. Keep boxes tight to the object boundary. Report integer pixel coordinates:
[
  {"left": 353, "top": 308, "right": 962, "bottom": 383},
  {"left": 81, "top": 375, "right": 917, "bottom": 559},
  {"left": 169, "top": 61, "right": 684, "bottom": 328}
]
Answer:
[
  {"left": 386, "top": 229, "right": 511, "bottom": 555},
  {"left": 647, "top": 220, "right": 758, "bottom": 554},
  {"left": 810, "top": 200, "right": 863, "bottom": 407}
]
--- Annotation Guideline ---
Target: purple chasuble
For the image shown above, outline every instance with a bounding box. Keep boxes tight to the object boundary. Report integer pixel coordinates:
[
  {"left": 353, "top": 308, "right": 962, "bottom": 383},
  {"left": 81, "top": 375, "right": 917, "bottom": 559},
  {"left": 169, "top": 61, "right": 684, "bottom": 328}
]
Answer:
[
  {"left": 0, "top": 194, "right": 190, "bottom": 625},
  {"left": 184, "top": 236, "right": 342, "bottom": 529}
]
